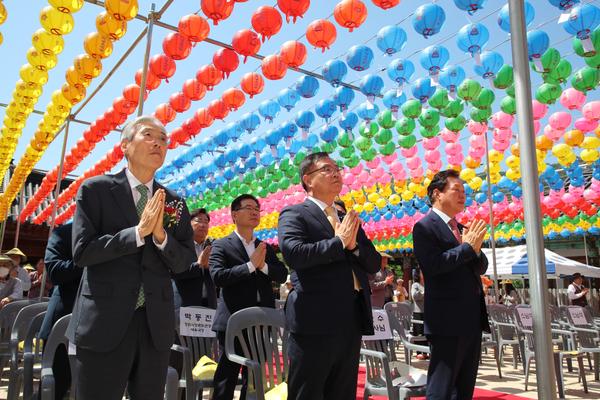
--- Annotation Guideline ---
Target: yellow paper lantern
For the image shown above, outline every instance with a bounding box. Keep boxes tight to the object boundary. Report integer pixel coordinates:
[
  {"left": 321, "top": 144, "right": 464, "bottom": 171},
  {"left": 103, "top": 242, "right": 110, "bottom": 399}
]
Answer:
[
  {"left": 510, "top": 143, "right": 520, "bottom": 157},
  {"left": 581, "top": 136, "right": 600, "bottom": 150},
  {"left": 488, "top": 163, "right": 501, "bottom": 175},
  {"left": 96, "top": 11, "right": 127, "bottom": 41},
  {"left": 49, "top": 0, "right": 84, "bottom": 14},
  {"left": 0, "top": 2, "right": 6, "bottom": 25},
  {"left": 367, "top": 192, "right": 379, "bottom": 203},
  {"left": 105, "top": 0, "right": 139, "bottom": 22},
  {"left": 61, "top": 82, "right": 86, "bottom": 105},
  {"left": 552, "top": 143, "right": 571, "bottom": 158},
  {"left": 468, "top": 176, "right": 483, "bottom": 190},
  {"left": 74, "top": 54, "right": 102, "bottom": 80},
  {"left": 363, "top": 202, "right": 375, "bottom": 213},
  {"left": 32, "top": 28, "right": 64, "bottom": 56},
  {"left": 388, "top": 193, "right": 400, "bottom": 205},
  {"left": 26, "top": 48, "right": 58, "bottom": 71},
  {"left": 464, "top": 155, "right": 481, "bottom": 169},
  {"left": 84, "top": 32, "right": 113, "bottom": 59},
  {"left": 401, "top": 190, "right": 414, "bottom": 201},
  {"left": 65, "top": 65, "right": 91, "bottom": 89},
  {"left": 505, "top": 155, "right": 520, "bottom": 169},
  {"left": 51, "top": 89, "right": 72, "bottom": 111},
  {"left": 19, "top": 64, "right": 49, "bottom": 85},
  {"left": 0, "top": 32, "right": 3, "bottom": 46},
  {"left": 535, "top": 135, "right": 553, "bottom": 151},
  {"left": 506, "top": 168, "right": 520, "bottom": 181},
  {"left": 490, "top": 173, "right": 502, "bottom": 184},
  {"left": 352, "top": 203, "right": 364, "bottom": 213},
  {"left": 564, "top": 129, "right": 584, "bottom": 147},
  {"left": 459, "top": 168, "right": 476, "bottom": 182},
  {"left": 581, "top": 149, "right": 600, "bottom": 163},
  {"left": 40, "top": 6, "right": 74, "bottom": 36},
  {"left": 375, "top": 198, "right": 387, "bottom": 209},
  {"left": 488, "top": 150, "right": 504, "bottom": 163}
]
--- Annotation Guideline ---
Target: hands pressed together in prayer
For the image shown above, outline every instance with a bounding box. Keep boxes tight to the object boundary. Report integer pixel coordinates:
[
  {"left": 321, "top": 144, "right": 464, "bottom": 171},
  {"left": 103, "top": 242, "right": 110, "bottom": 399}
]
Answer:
[
  {"left": 462, "top": 219, "right": 488, "bottom": 254},
  {"left": 137, "top": 189, "right": 167, "bottom": 245},
  {"left": 335, "top": 210, "right": 361, "bottom": 251}
]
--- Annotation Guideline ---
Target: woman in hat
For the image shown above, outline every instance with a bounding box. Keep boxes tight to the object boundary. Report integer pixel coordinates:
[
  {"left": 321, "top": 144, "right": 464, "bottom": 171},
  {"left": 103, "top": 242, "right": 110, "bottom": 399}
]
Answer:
[
  {"left": 0, "top": 254, "right": 23, "bottom": 308},
  {"left": 5, "top": 247, "right": 32, "bottom": 296}
]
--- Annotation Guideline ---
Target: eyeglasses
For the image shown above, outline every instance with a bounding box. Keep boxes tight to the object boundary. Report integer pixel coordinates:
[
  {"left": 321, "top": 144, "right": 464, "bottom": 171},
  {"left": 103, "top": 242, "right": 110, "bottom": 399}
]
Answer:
[
  {"left": 306, "top": 164, "right": 342, "bottom": 176},
  {"left": 234, "top": 205, "right": 261, "bottom": 213},
  {"left": 192, "top": 217, "right": 209, "bottom": 224}
]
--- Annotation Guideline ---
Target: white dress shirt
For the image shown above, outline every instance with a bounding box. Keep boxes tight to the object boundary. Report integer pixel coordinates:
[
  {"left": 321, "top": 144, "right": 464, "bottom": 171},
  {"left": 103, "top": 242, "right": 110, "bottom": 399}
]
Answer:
[
  {"left": 567, "top": 283, "right": 587, "bottom": 300},
  {"left": 431, "top": 207, "right": 456, "bottom": 237},
  {"left": 125, "top": 168, "right": 167, "bottom": 250},
  {"left": 233, "top": 231, "right": 269, "bottom": 275}
]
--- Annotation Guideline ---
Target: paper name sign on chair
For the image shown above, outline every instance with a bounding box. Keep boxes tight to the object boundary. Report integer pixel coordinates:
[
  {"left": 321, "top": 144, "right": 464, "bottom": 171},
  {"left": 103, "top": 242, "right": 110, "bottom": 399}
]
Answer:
[
  {"left": 568, "top": 307, "right": 588, "bottom": 326},
  {"left": 180, "top": 307, "right": 216, "bottom": 337},
  {"left": 517, "top": 308, "right": 533, "bottom": 329},
  {"left": 362, "top": 310, "right": 393, "bottom": 341}
]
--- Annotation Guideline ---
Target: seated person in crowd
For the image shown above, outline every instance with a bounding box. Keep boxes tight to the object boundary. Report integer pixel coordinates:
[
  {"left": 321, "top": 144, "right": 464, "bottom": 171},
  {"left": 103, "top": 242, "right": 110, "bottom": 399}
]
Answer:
[
  {"left": 28, "top": 258, "right": 53, "bottom": 298},
  {"left": 5, "top": 248, "right": 31, "bottom": 296},
  {"left": 0, "top": 254, "right": 23, "bottom": 308}
]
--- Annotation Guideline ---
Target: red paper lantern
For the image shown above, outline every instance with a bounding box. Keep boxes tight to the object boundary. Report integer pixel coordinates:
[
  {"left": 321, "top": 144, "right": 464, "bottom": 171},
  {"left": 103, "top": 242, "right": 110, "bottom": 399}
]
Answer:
[
  {"left": 277, "top": 0, "right": 310, "bottom": 23},
  {"left": 196, "top": 64, "right": 223, "bottom": 90},
  {"left": 135, "top": 68, "right": 161, "bottom": 91},
  {"left": 182, "top": 117, "right": 202, "bottom": 137},
  {"left": 182, "top": 79, "right": 206, "bottom": 101},
  {"left": 113, "top": 96, "right": 136, "bottom": 117},
  {"left": 251, "top": 6, "right": 282, "bottom": 42},
  {"left": 371, "top": 0, "right": 400, "bottom": 9},
  {"left": 154, "top": 103, "right": 177, "bottom": 125},
  {"left": 122, "top": 83, "right": 143, "bottom": 105},
  {"left": 169, "top": 92, "right": 191, "bottom": 113},
  {"left": 306, "top": 19, "right": 337, "bottom": 52},
  {"left": 261, "top": 54, "right": 287, "bottom": 80},
  {"left": 201, "top": 0, "right": 234, "bottom": 25},
  {"left": 240, "top": 72, "right": 264, "bottom": 97},
  {"left": 212, "top": 48, "right": 239, "bottom": 78},
  {"left": 162, "top": 32, "right": 192, "bottom": 60},
  {"left": 178, "top": 14, "right": 210, "bottom": 43},
  {"left": 232, "top": 29, "right": 261, "bottom": 62},
  {"left": 168, "top": 127, "right": 189, "bottom": 149},
  {"left": 195, "top": 108, "right": 214, "bottom": 128},
  {"left": 222, "top": 88, "right": 246, "bottom": 111},
  {"left": 280, "top": 40, "right": 307, "bottom": 68},
  {"left": 333, "top": 0, "right": 367, "bottom": 32},
  {"left": 208, "top": 99, "right": 229, "bottom": 120},
  {"left": 149, "top": 54, "right": 176, "bottom": 80}
]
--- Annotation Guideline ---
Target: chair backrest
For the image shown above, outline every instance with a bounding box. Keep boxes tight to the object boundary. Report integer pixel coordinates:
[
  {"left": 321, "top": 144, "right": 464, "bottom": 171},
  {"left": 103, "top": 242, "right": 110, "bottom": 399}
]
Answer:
[
  {"left": 41, "top": 314, "right": 72, "bottom": 370},
  {"left": 225, "top": 307, "right": 287, "bottom": 396},
  {"left": 0, "top": 300, "right": 38, "bottom": 343},
  {"left": 564, "top": 305, "right": 594, "bottom": 328},
  {"left": 24, "top": 311, "right": 47, "bottom": 354},
  {"left": 512, "top": 305, "right": 535, "bottom": 353},
  {"left": 487, "top": 304, "right": 519, "bottom": 340},
  {"left": 385, "top": 309, "right": 410, "bottom": 344},
  {"left": 384, "top": 302, "right": 412, "bottom": 332},
  {"left": 274, "top": 299, "right": 285, "bottom": 310},
  {"left": 178, "top": 334, "right": 219, "bottom": 365},
  {"left": 11, "top": 302, "right": 50, "bottom": 343}
]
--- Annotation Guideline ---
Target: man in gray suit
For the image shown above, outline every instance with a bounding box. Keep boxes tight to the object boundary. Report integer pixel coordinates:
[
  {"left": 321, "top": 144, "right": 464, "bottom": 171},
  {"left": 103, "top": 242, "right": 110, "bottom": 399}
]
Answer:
[{"left": 67, "top": 116, "right": 196, "bottom": 400}]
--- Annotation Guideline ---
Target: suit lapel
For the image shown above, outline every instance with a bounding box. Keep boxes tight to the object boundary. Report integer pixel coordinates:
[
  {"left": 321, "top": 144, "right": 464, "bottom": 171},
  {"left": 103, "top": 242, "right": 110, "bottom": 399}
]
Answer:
[
  {"left": 229, "top": 233, "right": 250, "bottom": 262},
  {"left": 304, "top": 200, "right": 334, "bottom": 236},
  {"left": 110, "top": 170, "right": 139, "bottom": 228},
  {"left": 430, "top": 211, "right": 459, "bottom": 245}
]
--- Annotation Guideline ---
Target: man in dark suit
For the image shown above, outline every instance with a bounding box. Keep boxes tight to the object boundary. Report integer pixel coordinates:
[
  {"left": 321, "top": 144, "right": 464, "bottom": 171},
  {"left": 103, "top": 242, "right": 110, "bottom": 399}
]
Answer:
[
  {"left": 67, "top": 116, "right": 196, "bottom": 400},
  {"left": 210, "top": 194, "right": 287, "bottom": 400},
  {"left": 412, "top": 169, "right": 489, "bottom": 400},
  {"left": 278, "top": 152, "right": 381, "bottom": 400},
  {"left": 174, "top": 208, "right": 217, "bottom": 308},
  {"left": 40, "top": 222, "right": 82, "bottom": 399}
]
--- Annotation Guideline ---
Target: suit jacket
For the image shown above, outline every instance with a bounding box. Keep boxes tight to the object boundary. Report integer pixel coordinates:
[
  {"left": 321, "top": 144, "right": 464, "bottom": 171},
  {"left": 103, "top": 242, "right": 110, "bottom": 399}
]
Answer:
[
  {"left": 174, "top": 241, "right": 217, "bottom": 308},
  {"left": 369, "top": 268, "right": 394, "bottom": 308},
  {"left": 278, "top": 200, "right": 381, "bottom": 336},
  {"left": 66, "top": 170, "right": 196, "bottom": 352},
  {"left": 40, "top": 223, "right": 82, "bottom": 341},
  {"left": 412, "top": 211, "right": 490, "bottom": 336},
  {"left": 209, "top": 232, "right": 287, "bottom": 332}
]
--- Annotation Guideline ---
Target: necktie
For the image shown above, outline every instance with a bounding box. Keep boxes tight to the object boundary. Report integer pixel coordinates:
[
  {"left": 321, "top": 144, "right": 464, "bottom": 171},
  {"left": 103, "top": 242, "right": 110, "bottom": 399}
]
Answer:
[
  {"left": 324, "top": 206, "right": 362, "bottom": 291},
  {"left": 135, "top": 184, "right": 149, "bottom": 308},
  {"left": 448, "top": 218, "right": 462, "bottom": 244}
]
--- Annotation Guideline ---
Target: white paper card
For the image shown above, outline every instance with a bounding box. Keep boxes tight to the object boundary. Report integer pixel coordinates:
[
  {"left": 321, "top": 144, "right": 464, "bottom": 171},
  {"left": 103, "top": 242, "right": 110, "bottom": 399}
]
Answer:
[
  {"left": 179, "top": 307, "right": 216, "bottom": 337},
  {"left": 568, "top": 307, "right": 588, "bottom": 326},
  {"left": 517, "top": 308, "right": 533, "bottom": 329},
  {"left": 363, "top": 309, "right": 393, "bottom": 341}
]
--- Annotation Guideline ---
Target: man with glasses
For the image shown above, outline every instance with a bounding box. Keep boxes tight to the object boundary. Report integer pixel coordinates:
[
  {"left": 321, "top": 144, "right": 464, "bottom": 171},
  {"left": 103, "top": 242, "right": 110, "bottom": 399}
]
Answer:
[
  {"left": 67, "top": 116, "right": 196, "bottom": 400},
  {"left": 210, "top": 194, "right": 287, "bottom": 400},
  {"left": 278, "top": 152, "right": 381, "bottom": 400},
  {"left": 174, "top": 208, "right": 217, "bottom": 308}
]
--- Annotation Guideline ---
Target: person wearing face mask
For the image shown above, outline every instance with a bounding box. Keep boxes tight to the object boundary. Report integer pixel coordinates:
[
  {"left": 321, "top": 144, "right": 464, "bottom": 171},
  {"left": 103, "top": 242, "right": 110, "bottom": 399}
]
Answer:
[{"left": 0, "top": 254, "right": 23, "bottom": 308}]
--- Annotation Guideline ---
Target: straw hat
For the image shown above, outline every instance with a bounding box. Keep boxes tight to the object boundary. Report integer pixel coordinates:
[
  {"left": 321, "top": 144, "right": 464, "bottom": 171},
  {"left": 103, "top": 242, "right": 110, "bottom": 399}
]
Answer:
[
  {"left": 379, "top": 252, "right": 393, "bottom": 259},
  {"left": 24, "top": 263, "right": 35, "bottom": 272},
  {"left": 5, "top": 248, "right": 27, "bottom": 262},
  {"left": 0, "top": 254, "right": 13, "bottom": 265}
]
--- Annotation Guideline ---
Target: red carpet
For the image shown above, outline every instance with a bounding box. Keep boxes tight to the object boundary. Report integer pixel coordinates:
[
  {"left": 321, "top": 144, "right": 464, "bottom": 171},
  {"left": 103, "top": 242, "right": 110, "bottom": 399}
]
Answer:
[{"left": 356, "top": 366, "right": 529, "bottom": 400}]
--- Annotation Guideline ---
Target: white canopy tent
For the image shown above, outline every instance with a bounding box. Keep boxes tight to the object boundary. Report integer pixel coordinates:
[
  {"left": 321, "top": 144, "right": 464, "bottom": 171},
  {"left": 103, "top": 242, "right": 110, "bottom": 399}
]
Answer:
[{"left": 482, "top": 245, "right": 600, "bottom": 280}]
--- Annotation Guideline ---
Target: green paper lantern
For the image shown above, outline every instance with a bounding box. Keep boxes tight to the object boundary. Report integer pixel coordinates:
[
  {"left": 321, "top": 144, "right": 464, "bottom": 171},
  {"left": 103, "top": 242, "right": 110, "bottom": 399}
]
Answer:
[
  {"left": 359, "top": 121, "right": 379, "bottom": 138},
  {"left": 320, "top": 141, "right": 336, "bottom": 153},
  {"left": 418, "top": 108, "right": 440, "bottom": 128},
  {"left": 428, "top": 88, "right": 450, "bottom": 110},
  {"left": 344, "top": 154, "right": 360, "bottom": 168},
  {"left": 258, "top": 187, "right": 268, "bottom": 198},
  {"left": 255, "top": 167, "right": 266, "bottom": 179},
  {"left": 375, "top": 128, "right": 393, "bottom": 145},
  {"left": 457, "top": 79, "right": 481, "bottom": 102},
  {"left": 571, "top": 66, "right": 599, "bottom": 93},
  {"left": 441, "top": 99, "right": 464, "bottom": 118},
  {"left": 573, "top": 28, "right": 600, "bottom": 58},
  {"left": 445, "top": 115, "right": 467, "bottom": 132},
  {"left": 379, "top": 141, "right": 396, "bottom": 155},
  {"left": 470, "top": 107, "right": 492, "bottom": 123},
  {"left": 535, "top": 83, "right": 562, "bottom": 104},
  {"left": 493, "top": 64, "right": 514, "bottom": 89},
  {"left": 279, "top": 177, "right": 290, "bottom": 190},
  {"left": 500, "top": 96, "right": 516, "bottom": 115},
  {"left": 339, "top": 147, "right": 355, "bottom": 158},
  {"left": 355, "top": 135, "right": 372, "bottom": 151},
  {"left": 420, "top": 124, "right": 440, "bottom": 138},
  {"left": 361, "top": 148, "right": 377, "bottom": 161},
  {"left": 471, "top": 88, "right": 495, "bottom": 109},
  {"left": 338, "top": 131, "right": 353, "bottom": 147},
  {"left": 506, "top": 85, "right": 515, "bottom": 98},
  {"left": 377, "top": 110, "right": 395, "bottom": 129},
  {"left": 291, "top": 174, "right": 301, "bottom": 185},
  {"left": 279, "top": 158, "right": 291, "bottom": 171},
  {"left": 398, "top": 134, "right": 417, "bottom": 148},
  {"left": 293, "top": 151, "right": 306, "bottom": 166},
  {"left": 544, "top": 59, "right": 572, "bottom": 84},
  {"left": 401, "top": 99, "right": 422, "bottom": 119},
  {"left": 584, "top": 52, "right": 600, "bottom": 69},
  {"left": 284, "top": 167, "right": 296, "bottom": 178},
  {"left": 268, "top": 182, "right": 279, "bottom": 193},
  {"left": 532, "top": 48, "right": 560, "bottom": 73},
  {"left": 395, "top": 117, "right": 416, "bottom": 136}
]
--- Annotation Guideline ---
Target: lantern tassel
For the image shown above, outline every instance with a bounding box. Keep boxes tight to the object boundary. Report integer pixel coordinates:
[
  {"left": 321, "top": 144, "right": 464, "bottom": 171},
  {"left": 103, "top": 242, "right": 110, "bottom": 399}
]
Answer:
[
  {"left": 582, "top": 37, "right": 596, "bottom": 54},
  {"left": 302, "top": 129, "right": 308, "bottom": 140}
]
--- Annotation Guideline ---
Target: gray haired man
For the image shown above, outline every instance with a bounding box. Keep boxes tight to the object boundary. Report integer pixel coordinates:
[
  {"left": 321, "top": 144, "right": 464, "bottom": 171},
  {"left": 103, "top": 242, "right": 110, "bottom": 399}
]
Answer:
[{"left": 66, "top": 116, "right": 196, "bottom": 400}]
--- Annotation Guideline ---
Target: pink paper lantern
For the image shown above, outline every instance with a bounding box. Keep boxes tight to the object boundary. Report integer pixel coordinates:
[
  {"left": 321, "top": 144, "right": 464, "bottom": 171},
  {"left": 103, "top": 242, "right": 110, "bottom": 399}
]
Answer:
[
  {"left": 548, "top": 111, "right": 572, "bottom": 131},
  {"left": 560, "top": 88, "right": 586, "bottom": 110},
  {"left": 469, "top": 134, "right": 485, "bottom": 148},
  {"left": 424, "top": 150, "right": 441, "bottom": 163},
  {"left": 440, "top": 128, "right": 459, "bottom": 143},
  {"left": 493, "top": 128, "right": 512, "bottom": 141},
  {"left": 531, "top": 100, "right": 548, "bottom": 120},
  {"left": 401, "top": 146, "right": 418, "bottom": 158},
  {"left": 467, "top": 120, "right": 488, "bottom": 135},
  {"left": 381, "top": 153, "right": 398, "bottom": 164},
  {"left": 422, "top": 136, "right": 440, "bottom": 150},
  {"left": 543, "top": 125, "right": 563, "bottom": 141},
  {"left": 406, "top": 156, "right": 421, "bottom": 170},
  {"left": 582, "top": 101, "right": 600, "bottom": 121},
  {"left": 574, "top": 118, "right": 598, "bottom": 133},
  {"left": 491, "top": 111, "right": 514, "bottom": 129},
  {"left": 365, "top": 158, "right": 381, "bottom": 169},
  {"left": 445, "top": 142, "right": 462, "bottom": 156}
]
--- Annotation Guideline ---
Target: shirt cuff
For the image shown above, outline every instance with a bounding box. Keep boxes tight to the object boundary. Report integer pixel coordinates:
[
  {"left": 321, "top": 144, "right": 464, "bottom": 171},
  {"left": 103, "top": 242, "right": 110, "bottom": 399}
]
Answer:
[
  {"left": 153, "top": 232, "right": 168, "bottom": 250},
  {"left": 135, "top": 226, "right": 145, "bottom": 247},
  {"left": 261, "top": 262, "right": 269, "bottom": 275},
  {"left": 247, "top": 261, "right": 256, "bottom": 273}
]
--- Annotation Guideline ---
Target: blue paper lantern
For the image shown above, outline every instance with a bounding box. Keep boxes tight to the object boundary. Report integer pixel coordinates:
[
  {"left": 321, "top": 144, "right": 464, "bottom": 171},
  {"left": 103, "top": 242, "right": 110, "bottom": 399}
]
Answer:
[
  {"left": 265, "top": 128, "right": 282, "bottom": 148},
  {"left": 236, "top": 143, "right": 252, "bottom": 161},
  {"left": 453, "top": 0, "right": 487, "bottom": 14},
  {"left": 320, "top": 125, "right": 339, "bottom": 143},
  {"left": 225, "top": 122, "right": 244, "bottom": 142},
  {"left": 240, "top": 112, "right": 260, "bottom": 133},
  {"left": 315, "top": 98, "right": 337, "bottom": 121},
  {"left": 258, "top": 99, "right": 281, "bottom": 122},
  {"left": 548, "top": 0, "right": 579, "bottom": 11},
  {"left": 564, "top": 4, "right": 600, "bottom": 44},
  {"left": 439, "top": 65, "right": 466, "bottom": 94},
  {"left": 498, "top": 1, "right": 534, "bottom": 33},
  {"left": 382, "top": 89, "right": 407, "bottom": 112},
  {"left": 346, "top": 45, "right": 374, "bottom": 71},
  {"left": 303, "top": 133, "right": 319, "bottom": 149},
  {"left": 359, "top": 74, "right": 384, "bottom": 99},
  {"left": 295, "top": 75, "right": 320, "bottom": 98},
  {"left": 419, "top": 45, "right": 450, "bottom": 77},
  {"left": 387, "top": 59, "right": 415, "bottom": 87},
  {"left": 526, "top": 29, "right": 549, "bottom": 71},
  {"left": 457, "top": 23, "right": 489, "bottom": 56},
  {"left": 376, "top": 25, "right": 407, "bottom": 55},
  {"left": 280, "top": 121, "right": 298, "bottom": 141},
  {"left": 295, "top": 110, "right": 315, "bottom": 137},
  {"left": 412, "top": 3, "right": 446, "bottom": 38},
  {"left": 213, "top": 129, "right": 229, "bottom": 147},
  {"left": 356, "top": 102, "right": 379, "bottom": 121},
  {"left": 339, "top": 111, "right": 358, "bottom": 132},
  {"left": 322, "top": 59, "right": 348, "bottom": 87},
  {"left": 333, "top": 86, "right": 355, "bottom": 112},
  {"left": 474, "top": 51, "right": 504, "bottom": 79},
  {"left": 250, "top": 137, "right": 267, "bottom": 153},
  {"left": 277, "top": 88, "right": 301, "bottom": 111},
  {"left": 411, "top": 77, "right": 435, "bottom": 103}
]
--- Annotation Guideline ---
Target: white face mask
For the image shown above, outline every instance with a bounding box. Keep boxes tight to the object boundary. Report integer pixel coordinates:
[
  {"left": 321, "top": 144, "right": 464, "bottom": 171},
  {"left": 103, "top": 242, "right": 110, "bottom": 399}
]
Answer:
[{"left": 0, "top": 267, "right": 9, "bottom": 278}]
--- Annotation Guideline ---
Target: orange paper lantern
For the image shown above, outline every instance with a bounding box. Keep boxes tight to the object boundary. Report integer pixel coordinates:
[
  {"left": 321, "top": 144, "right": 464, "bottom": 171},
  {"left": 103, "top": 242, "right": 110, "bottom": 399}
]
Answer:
[
  {"left": 306, "top": 19, "right": 337, "bottom": 52},
  {"left": 212, "top": 48, "right": 239, "bottom": 78},
  {"left": 149, "top": 54, "right": 176, "bottom": 80},
  {"left": 280, "top": 40, "right": 307, "bottom": 68},
  {"left": 222, "top": 88, "right": 246, "bottom": 111},
  {"left": 84, "top": 32, "right": 113, "bottom": 59},
  {"left": 96, "top": 11, "right": 127, "bottom": 41},
  {"left": 277, "top": 0, "right": 310, "bottom": 23},
  {"left": 154, "top": 103, "right": 177, "bottom": 125},
  {"left": 371, "top": 0, "right": 400, "bottom": 10},
  {"left": 169, "top": 92, "right": 191, "bottom": 113},
  {"left": 208, "top": 99, "right": 229, "bottom": 120},
  {"left": 122, "top": 83, "right": 143, "bottom": 105},
  {"left": 75, "top": 54, "right": 102, "bottom": 79},
  {"left": 61, "top": 82, "right": 85, "bottom": 105},
  {"left": 333, "top": 0, "right": 367, "bottom": 32},
  {"left": 201, "top": 0, "right": 234, "bottom": 25},
  {"left": 182, "top": 79, "right": 206, "bottom": 101},
  {"left": 232, "top": 29, "right": 261, "bottom": 62},
  {"left": 135, "top": 68, "right": 161, "bottom": 91},
  {"left": 240, "top": 72, "right": 264, "bottom": 98},
  {"left": 261, "top": 54, "right": 287, "bottom": 80},
  {"left": 65, "top": 65, "right": 90, "bottom": 89},
  {"left": 195, "top": 108, "right": 214, "bottom": 128},
  {"left": 251, "top": 6, "right": 282, "bottom": 42},
  {"left": 196, "top": 64, "right": 222, "bottom": 90},
  {"left": 178, "top": 14, "right": 210, "bottom": 43},
  {"left": 162, "top": 32, "right": 192, "bottom": 60},
  {"left": 105, "top": 0, "right": 139, "bottom": 21}
]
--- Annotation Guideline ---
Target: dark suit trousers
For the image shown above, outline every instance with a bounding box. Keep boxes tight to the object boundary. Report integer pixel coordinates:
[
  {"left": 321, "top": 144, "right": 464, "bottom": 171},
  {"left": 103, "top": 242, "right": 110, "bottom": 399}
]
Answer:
[
  {"left": 74, "top": 308, "right": 170, "bottom": 400},
  {"left": 212, "top": 330, "right": 247, "bottom": 400},
  {"left": 287, "top": 296, "right": 363, "bottom": 400},
  {"left": 426, "top": 332, "right": 482, "bottom": 400}
]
